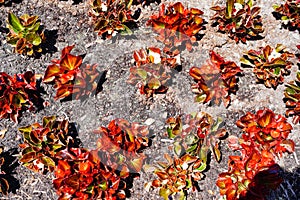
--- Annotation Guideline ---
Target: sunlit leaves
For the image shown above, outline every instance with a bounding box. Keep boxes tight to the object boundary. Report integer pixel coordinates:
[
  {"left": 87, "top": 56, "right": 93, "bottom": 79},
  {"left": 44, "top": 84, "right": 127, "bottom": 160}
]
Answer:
[
  {"left": 53, "top": 148, "right": 127, "bottom": 200},
  {"left": 211, "top": 0, "right": 263, "bottom": 43},
  {"left": 94, "top": 118, "right": 149, "bottom": 173},
  {"left": 19, "top": 116, "right": 76, "bottom": 174},
  {"left": 147, "top": 2, "right": 205, "bottom": 56},
  {"left": 166, "top": 112, "right": 226, "bottom": 162},
  {"left": 127, "top": 47, "right": 179, "bottom": 97},
  {"left": 53, "top": 148, "right": 128, "bottom": 200},
  {"left": 241, "top": 44, "right": 293, "bottom": 88},
  {"left": 147, "top": 112, "right": 226, "bottom": 199},
  {"left": 0, "top": 71, "right": 38, "bottom": 123},
  {"left": 236, "top": 108, "right": 294, "bottom": 155},
  {"left": 53, "top": 118, "right": 150, "bottom": 199},
  {"left": 217, "top": 108, "right": 295, "bottom": 200},
  {"left": 6, "top": 12, "right": 45, "bottom": 56},
  {"left": 285, "top": 71, "right": 300, "bottom": 124},
  {"left": 43, "top": 45, "right": 101, "bottom": 100},
  {"left": 89, "top": 0, "right": 135, "bottom": 39},
  {"left": 273, "top": 0, "right": 300, "bottom": 30},
  {"left": 189, "top": 51, "right": 242, "bottom": 107},
  {"left": 148, "top": 154, "right": 204, "bottom": 200}
]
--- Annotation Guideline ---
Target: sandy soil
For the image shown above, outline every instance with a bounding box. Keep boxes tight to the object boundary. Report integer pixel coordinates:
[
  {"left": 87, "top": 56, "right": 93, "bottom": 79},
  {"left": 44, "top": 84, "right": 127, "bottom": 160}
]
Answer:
[{"left": 0, "top": 0, "right": 299, "bottom": 199}]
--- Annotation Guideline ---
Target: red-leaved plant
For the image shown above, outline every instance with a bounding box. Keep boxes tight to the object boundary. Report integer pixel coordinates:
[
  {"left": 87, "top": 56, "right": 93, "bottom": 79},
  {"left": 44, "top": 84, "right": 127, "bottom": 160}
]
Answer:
[
  {"left": 94, "top": 118, "right": 149, "bottom": 173},
  {"left": 0, "top": 71, "right": 38, "bottom": 123},
  {"left": 211, "top": 0, "right": 263, "bottom": 43},
  {"left": 53, "top": 148, "right": 130, "bottom": 200},
  {"left": 189, "top": 51, "right": 242, "bottom": 107},
  {"left": 127, "top": 47, "right": 179, "bottom": 97},
  {"left": 43, "top": 45, "right": 101, "bottom": 100},
  {"left": 217, "top": 108, "right": 295, "bottom": 200},
  {"left": 147, "top": 2, "right": 204, "bottom": 56},
  {"left": 89, "top": 0, "right": 135, "bottom": 39},
  {"left": 19, "top": 116, "right": 76, "bottom": 174},
  {"left": 240, "top": 44, "right": 293, "bottom": 88},
  {"left": 53, "top": 118, "right": 149, "bottom": 199},
  {"left": 273, "top": 0, "right": 300, "bottom": 30}
]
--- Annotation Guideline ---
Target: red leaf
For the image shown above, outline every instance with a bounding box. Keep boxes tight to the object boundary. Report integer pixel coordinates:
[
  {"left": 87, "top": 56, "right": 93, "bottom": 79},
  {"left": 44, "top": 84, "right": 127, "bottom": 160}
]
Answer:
[{"left": 60, "top": 54, "right": 82, "bottom": 71}]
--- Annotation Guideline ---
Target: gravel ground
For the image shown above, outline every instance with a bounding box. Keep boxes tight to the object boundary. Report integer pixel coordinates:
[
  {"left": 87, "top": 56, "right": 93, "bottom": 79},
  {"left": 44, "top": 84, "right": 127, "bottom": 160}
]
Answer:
[{"left": 0, "top": 0, "right": 299, "bottom": 199}]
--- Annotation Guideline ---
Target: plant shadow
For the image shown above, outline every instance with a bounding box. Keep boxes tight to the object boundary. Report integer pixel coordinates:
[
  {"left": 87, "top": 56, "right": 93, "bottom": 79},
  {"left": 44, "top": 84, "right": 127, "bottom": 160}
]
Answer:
[
  {"left": 235, "top": 164, "right": 300, "bottom": 200},
  {"left": 41, "top": 29, "right": 58, "bottom": 55},
  {"left": 0, "top": 148, "right": 20, "bottom": 194},
  {"left": 272, "top": 12, "right": 300, "bottom": 32}
]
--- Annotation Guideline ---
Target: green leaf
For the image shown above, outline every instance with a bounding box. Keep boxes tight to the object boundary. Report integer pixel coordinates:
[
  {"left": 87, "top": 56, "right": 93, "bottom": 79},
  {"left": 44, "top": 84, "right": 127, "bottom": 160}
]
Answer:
[
  {"left": 186, "top": 178, "right": 192, "bottom": 188},
  {"left": 212, "top": 145, "right": 221, "bottom": 162},
  {"left": 285, "top": 87, "right": 295, "bottom": 95},
  {"left": 246, "top": 0, "right": 253, "bottom": 7},
  {"left": 99, "top": 180, "right": 107, "bottom": 191},
  {"left": 27, "top": 21, "right": 40, "bottom": 32},
  {"left": 8, "top": 12, "right": 24, "bottom": 33},
  {"left": 226, "top": 0, "right": 234, "bottom": 18},
  {"left": 159, "top": 188, "right": 172, "bottom": 200},
  {"left": 196, "top": 162, "right": 207, "bottom": 172},
  {"left": 272, "top": 4, "right": 280, "bottom": 10},
  {"left": 40, "top": 156, "right": 55, "bottom": 167},
  {"left": 42, "top": 116, "right": 56, "bottom": 128},
  {"left": 174, "top": 142, "right": 182, "bottom": 156},
  {"left": 136, "top": 69, "right": 147, "bottom": 80},
  {"left": 32, "top": 35, "right": 42, "bottom": 46},
  {"left": 148, "top": 78, "right": 161, "bottom": 89},
  {"left": 186, "top": 143, "right": 198, "bottom": 153},
  {"left": 240, "top": 57, "right": 254, "bottom": 66},
  {"left": 274, "top": 67, "right": 280, "bottom": 75},
  {"left": 120, "top": 24, "right": 133, "bottom": 35},
  {"left": 19, "top": 125, "right": 32, "bottom": 134}
]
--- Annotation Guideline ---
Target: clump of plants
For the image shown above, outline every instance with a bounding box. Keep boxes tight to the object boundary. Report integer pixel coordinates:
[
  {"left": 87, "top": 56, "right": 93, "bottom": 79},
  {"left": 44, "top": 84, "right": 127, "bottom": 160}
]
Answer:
[
  {"left": 54, "top": 118, "right": 150, "bottom": 199},
  {"left": 6, "top": 12, "right": 45, "bottom": 56},
  {"left": 147, "top": 2, "right": 205, "bottom": 56},
  {"left": 166, "top": 112, "right": 227, "bottom": 161},
  {"left": 240, "top": 44, "right": 293, "bottom": 88},
  {"left": 273, "top": 0, "right": 300, "bottom": 30},
  {"left": 94, "top": 118, "right": 149, "bottom": 173},
  {"left": 43, "top": 45, "right": 101, "bottom": 100},
  {"left": 211, "top": 0, "right": 263, "bottom": 43},
  {"left": 89, "top": 0, "right": 135, "bottom": 39},
  {"left": 146, "top": 112, "right": 227, "bottom": 200},
  {"left": 53, "top": 148, "right": 130, "bottom": 200},
  {"left": 217, "top": 108, "right": 295, "bottom": 200},
  {"left": 189, "top": 51, "right": 242, "bottom": 107},
  {"left": 0, "top": 71, "right": 38, "bottom": 123},
  {"left": 18, "top": 116, "right": 77, "bottom": 174},
  {"left": 284, "top": 72, "right": 300, "bottom": 124},
  {"left": 127, "top": 47, "right": 179, "bottom": 97}
]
